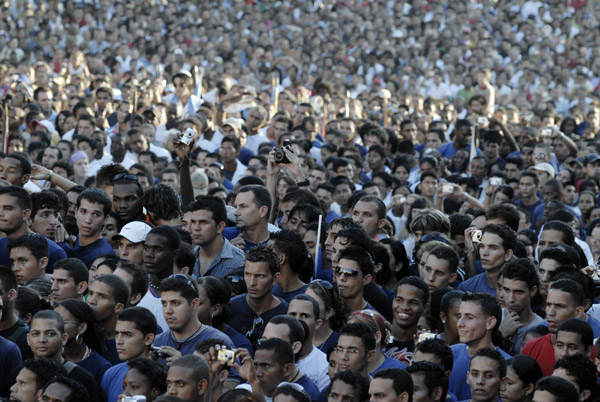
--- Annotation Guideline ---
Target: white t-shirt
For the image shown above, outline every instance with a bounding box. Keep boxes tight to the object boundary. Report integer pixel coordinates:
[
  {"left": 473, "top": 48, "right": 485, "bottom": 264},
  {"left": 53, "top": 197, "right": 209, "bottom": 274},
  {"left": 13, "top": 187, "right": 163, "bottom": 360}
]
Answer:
[{"left": 296, "top": 346, "right": 330, "bottom": 391}]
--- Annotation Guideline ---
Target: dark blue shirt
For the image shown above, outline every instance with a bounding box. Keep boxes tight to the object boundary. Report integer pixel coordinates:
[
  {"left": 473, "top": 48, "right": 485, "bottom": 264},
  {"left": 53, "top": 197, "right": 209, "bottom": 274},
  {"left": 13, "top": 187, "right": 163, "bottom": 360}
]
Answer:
[{"left": 72, "top": 237, "right": 115, "bottom": 269}]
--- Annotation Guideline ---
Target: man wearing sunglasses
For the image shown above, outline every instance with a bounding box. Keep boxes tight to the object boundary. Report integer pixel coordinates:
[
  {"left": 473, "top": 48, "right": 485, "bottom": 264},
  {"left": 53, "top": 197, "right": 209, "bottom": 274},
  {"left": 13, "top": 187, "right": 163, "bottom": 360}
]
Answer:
[{"left": 334, "top": 246, "right": 378, "bottom": 316}]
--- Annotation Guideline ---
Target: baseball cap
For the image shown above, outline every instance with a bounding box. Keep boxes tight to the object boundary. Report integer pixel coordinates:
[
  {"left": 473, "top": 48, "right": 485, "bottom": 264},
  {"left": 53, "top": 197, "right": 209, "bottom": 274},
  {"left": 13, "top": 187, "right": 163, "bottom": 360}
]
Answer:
[
  {"left": 113, "top": 222, "right": 152, "bottom": 244},
  {"left": 531, "top": 162, "right": 555, "bottom": 177},
  {"left": 586, "top": 154, "right": 600, "bottom": 165}
]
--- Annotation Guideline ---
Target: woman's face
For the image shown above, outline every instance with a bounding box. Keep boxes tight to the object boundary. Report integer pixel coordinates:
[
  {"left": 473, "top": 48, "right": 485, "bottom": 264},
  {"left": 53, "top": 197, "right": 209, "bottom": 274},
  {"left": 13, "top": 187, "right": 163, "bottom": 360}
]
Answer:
[
  {"left": 493, "top": 190, "right": 510, "bottom": 204},
  {"left": 277, "top": 179, "right": 291, "bottom": 201},
  {"left": 500, "top": 366, "right": 531, "bottom": 402},
  {"left": 123, "top": 368, "right": 156, "bottom": 401},
  {"left": 54, "top": 306, "right": 80, "bottom": 343},
  {"left": 393, "top": 166, "right": 409, "bottom": 185},
  {"left": 64, "top": 116, "right": 76, "bottom": 133},
  {"left": 73, "top": 158, "right": 89, "bottom": 178},
  {"left": 196, "top": 285, "right": 215, "bottom": 325}
]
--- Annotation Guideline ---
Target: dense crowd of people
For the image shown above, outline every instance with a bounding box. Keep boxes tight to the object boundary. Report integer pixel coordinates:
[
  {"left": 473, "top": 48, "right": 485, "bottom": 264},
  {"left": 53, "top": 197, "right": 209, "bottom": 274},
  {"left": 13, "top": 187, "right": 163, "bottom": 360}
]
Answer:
[{"left": 0, "top": 1, "right": 599, "bottom": 402}]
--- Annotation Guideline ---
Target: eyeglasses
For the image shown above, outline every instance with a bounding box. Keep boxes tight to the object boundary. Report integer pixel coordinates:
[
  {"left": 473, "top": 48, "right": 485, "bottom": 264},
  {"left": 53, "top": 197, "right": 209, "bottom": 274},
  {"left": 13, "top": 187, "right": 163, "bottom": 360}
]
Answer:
[
  {"left": 310, "top": 279, "right": 333, "bottom": 290},
  {"left": 333, "top": 346, "right": 364, "bottom": 356},
  {"left": 113, "top": 173, "right": 139, "bottom": 182},
  {"left": 168, "top": 274, "right": 197, "bottom": 293},
  {"left": 334, "top": 266, "right": 360, "bottom": 278},
  {"left": 276, "top": 382, "right": 310, "bottom": 399}
]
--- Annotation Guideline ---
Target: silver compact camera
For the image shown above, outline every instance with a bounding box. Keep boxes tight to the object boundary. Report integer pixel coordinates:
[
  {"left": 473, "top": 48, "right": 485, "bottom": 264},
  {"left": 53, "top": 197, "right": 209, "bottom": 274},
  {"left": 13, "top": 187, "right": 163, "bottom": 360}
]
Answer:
[{"left": 179, "top": 128, "right": 197, "bottom": 145}]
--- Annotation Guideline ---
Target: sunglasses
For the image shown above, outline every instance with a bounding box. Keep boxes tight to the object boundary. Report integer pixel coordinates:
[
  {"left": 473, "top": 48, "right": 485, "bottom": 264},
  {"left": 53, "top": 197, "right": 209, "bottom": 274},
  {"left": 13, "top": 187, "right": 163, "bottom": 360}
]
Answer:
[
  {"left": 113, "top": 173, "right": 139, "bottom": 182},
  {"left": 276, "top": 382, "right": 310, "bottom": 399},
  {"left": 245, "top": 315, "right": 264, "bottom": 343},
  {"left": 334, "top": 266, "right": 360, "bottom": 278}
]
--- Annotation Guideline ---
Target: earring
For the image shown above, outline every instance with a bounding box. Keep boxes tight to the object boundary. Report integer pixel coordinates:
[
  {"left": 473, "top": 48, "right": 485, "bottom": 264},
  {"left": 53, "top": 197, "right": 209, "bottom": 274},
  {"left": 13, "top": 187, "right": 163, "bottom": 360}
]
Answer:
[
  {"left": 442, "top": 320, "right": 446, "bottom": 324},
  {"left": 76, "top": 333, "right": 81, "bottom": 344}
]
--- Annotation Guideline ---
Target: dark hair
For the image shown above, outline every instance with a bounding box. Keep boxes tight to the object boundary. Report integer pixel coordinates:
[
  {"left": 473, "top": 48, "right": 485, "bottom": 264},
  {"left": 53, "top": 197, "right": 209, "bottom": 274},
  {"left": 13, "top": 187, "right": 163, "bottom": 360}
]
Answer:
[
  {"left": 160, "top": 274, "right": 199, "bottom": 304},
  {"left": 41, "top": 375, "right": 89, "bottom": 402},
  {"left": 380, "top": 238, "right": 409, "bottom": 280},
  {"left": 22, "top": 357, "right": 68, "bottom": 391},
  {"left": 94, "top": 274, "right": 130, "bottom": 307},
  {"left": 440, "top": 290, "right": 465, "bottom": 320},
  {"left": 553, "top": 353, "right": 597, "bottom": 398},
  {"left": 148, "top": 225, "right": 181, "bottom": 252},
  {"left": 143, "top": 184, "right": 182, "bottom": 221},
  {"left": 8, "top": 233, "right": 49, "bottom": 262},
  {"left": 116, "top": 261, "right": 149, "bottom": 301},
  {"left": 196, "top": 276, "right": 232, "bottom": 325},
  {"left": 269, "top": 315, "right": 305, "bottom": 346},
  {"left": 126, "top": 358, "right": 168, "bottom": 396},
  {"left": 170, "top": 354, "right": 210, "bottom": 383},
  {"left": 185, "top": 196, "right": 227, "bottom": 224},
  {"left": 53, "top": 258, "right": 88, "bottom": 285},
  {"left": 414, "top": 338, "right": 454, "bottom": 372},
  {"left": 237, "top": 184, "right": 273, "bottom": 217},
  {"left": 534, "top": 376, "right": 580, "bottom": 402},
  {"left": 505, "top": 355, "right": 543, "bottom": 396},
  {"left": 16, "top": 286, "right": 45, "bottom": 321},
  {"left": 520, "top": 171, "right": 539, "bottom": 186},
  {"left": 58, "top": 299, "right": 106, "bottom": 353},
  {"left": 0, "top": 185, "right": 32, "bottom": 210},
  {"left": 461, "top": 292, "right": 502, "bottom": 334},
  {"left": 482, "top": 223, "right": 517, "bottom": 252},
  {"left": 288, "top": 203, "right": 322, "bottom": 226},
  {"left": 291, "top": 294, "right": 321, "bottom": 320},
  {"left": 338, "top": 245, "right": 375, "bottom": 277},
  {"left": 539, "top": 247, "right": 576, "bottom": 269},
  {"left": 406, "top": 361, "right": 447, "bottom": 400},
  {"left": 118, "top": 306, "right": 158, "bottom": 336},
  {"left": 427, "top": 245, "right": 459, "bottom": 274},
  {"left": 501, "top": 258, "right": 539, "bottom": 290},
  {"left": 281, "top": 189, "right": 320, "bottom": 208},
  {"left": 245, "top": 245, "right": 280, "bottom": 276},
  {"left": 6, "top": 153, "right": 32, "bottom": 176},
  {"left": 556, "top": 318, "right": 593, "bottom": 349},
  {"left": 339, "top": 322, "right": 376, "bottom": 351},
  {"left": 76, "top": 188, "right": 112, "bottom": 215},
  {"left": 470, "top": 347, "right": 507, "bottom": 377},
  {"left": 487, "top": 204, "right": 520, "bottom": 232},
  {"left": 255, "top": 337, "right": 295, "bottom": 366},
  {"left": 273, "top": 383, "right": 310, "bottom": 402},
  {"left": 271, "top": 229, "right": 312, "bottom": 276},
  {"left": 30, "top": 191, "right": 62, "bottom": 220},
  {"left": 32, "top": 309, "right": 65, "bottom": 333},
  {"left": 395, "top": 276, "right": 429, "bottom": 305},
  {"left": 329, "top": 371, "right": 370, "bottom": 402},
  {"left": 549, "top": 278, "right": 584, "bottom": 307},
  {"left": 542, "top": 221, "right": 575, "bottom": 246}
]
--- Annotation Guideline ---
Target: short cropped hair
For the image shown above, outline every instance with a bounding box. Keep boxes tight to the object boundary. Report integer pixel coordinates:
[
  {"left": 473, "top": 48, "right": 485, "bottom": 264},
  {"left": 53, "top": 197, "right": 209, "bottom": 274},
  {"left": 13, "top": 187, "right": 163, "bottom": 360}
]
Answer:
[
  {"left": 94, "top": 274, "right": 130, "bottom": 306},
  {"left": 53, "top": 258, "right": 88, "bottom": 285},
  {"left": 117, "top": 306, "right": 158, "bottom": 337},
  {"left": 406, "top": 362, "right": 447, "bottom": 400},
  {"left": 534, "top": 376, "right": 579, "bottom": 402},
  {"left": 9, "top": 234, "right": 49, "bottom": 262},
  {"left": 461, "top": 292, "right": 502, "bottom": 334},
  {"left": 170, "top": 354, "right": 210, "bottom": 383},
  {"left": 470, "top": 347, "right": 507, "bottom": 378},
  {"left": 501, "top": 258, "right": 539, "bottom": 290},
  {"left": 255, "top": 337, "right": 295, "bottom": 366},
  {"left": 76, "top": 188, "right": 112, "bottom": 215},
  {"left": 339, "top": 322, "right": 376, "bottom": 352},
  {"left": 413, "top": 338, "right": 454, "bottom": 372},
  {"left": 245, "top": 245, "right": 280, "bottom": 276},
  {"left": 160, "top": 274, "right": 199, "bottom": 304}
]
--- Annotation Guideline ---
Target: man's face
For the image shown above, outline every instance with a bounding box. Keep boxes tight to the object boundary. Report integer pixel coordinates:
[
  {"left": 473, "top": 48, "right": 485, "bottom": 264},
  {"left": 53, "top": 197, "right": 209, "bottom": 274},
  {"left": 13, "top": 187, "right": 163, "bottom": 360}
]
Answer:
[
  {"left": 401, "top": 123, "right": 417, "bottom": 141},
  {"left": 335, "top": 334, "right": 370, "bottom": 373},
  {"left": 246, "top": 110, "right": 265, "bottom": 131},
  {"left": 324, "top": 224, "right": 341, "bottom": 262},
  {"left": 467, "top": 356, "right": 501, "bottom": 402},
  {"left": 554, "top": 330, "right": 588, "bottom": 361},
  {"left": 10, "top": 246, "right": 46, "bottom": 285},
  {"left": 39, "top": 382, "right": 73, "bottom": 402},
  {"left": 502, "top": 278, "right": 534, "bottom": 315},
  {"left": 167, "top": 365, "right": 203, "bottom": 402},
  {"left": 287, "top": 299, "right": 319, "bottom": 337},
  {"left": 537, "top": 229, "right": 565, "bottom": 257},
  {"left": 0, "top": 194, "right": 28, "bottom": 235},
  {"left": 419, "top": 176, "right": 438, "bottom": 197},
  {"left": 420, "top": 254, "right": 455, "bottom": 294},
  {"left": 87, "top": 280, "right": 119, "bottom": 322},
  {"left": 334, "top": 258, "right": 367, "bottom": 300},
  {"left": 0, "top": 157, "right": 27, "bottom": 186},
  {"left": 470, "top": 160, "right": 486, "bottom": 180},
  {"left": 115, "top": 319, "right": 151, "bottom": 361},
  {"left": 586, "top": 161, "right": 600, "bottom": 179},
  {"left": 504, "top": 163, "right": 519, "bottom": 179},
  {"left": 130, "top": 133, "right": 149, "bottom": 154},
  {"left": 162, "top": 290, "right": 196, "bottom": 333},
  {"left": 351, "top": 200, "right": 382, "bottom": 238},
  {"left": 189, "top": 209, "right": 221, "bottom": 247},
  {"left": 36, "top": 91, "right": 52, "bottom": 113},
  {"left": 392, "top": 284, "right": 426, "bottom": 330},
  {"left": 10, "top": 367, "right": 40, "bottom": 402},
  {"left": 340, "top": 120, "right": 356, "bottom": 143},
  {"left": 116, "top": 238, "right": 144, "bottom": 265},
  {"left": 366, "top": 151, "right": 385, "bottom": 170},
  {"left": 425, "top": 133, "right": 443, "bottom": 150},
  {"left": 77, "top": 141, "right": 96, "bottom": 162},
  {"left": 144, "top": 233, "right": 176, "bottom": 275},
  {"left": 76, "top": 199, "right": 107, "bottom": 239},
  {"left": 410, "top": 372, "right": 437, "bottom": 402},
  {"left": 161, "top": 173, "right": 180, "bottom": 193},
  {"left": 538, "top": 258, "right": 559, "bottom": 296},
  {"left": 50, "top": 268, "right": 83, "bottom": 306},
  {"left": 483, "top": 141, "right": 500, "bottom": 161},
  {"left": 219, "top": 141, "right": 237, "bottom": 163},
  {"left": 457, "top": 301, "right": 494, "bottom": 346},
  {"left": 286, "top": 210, "right": 310, "bottom": 236},
  {"left": 77, "top": 119, "right": 94, "bottom": 136},
  {"left": 244, "top": 261, "right": 277, "bottom": 302},
  {"left": 309, "top": 170, "right": 327, "bottom": 191},
  {"left": 333, "top": 184, "right": 352, "bottom": 205},
  {"left": 254, "top": 349, "right": 289, "bottom": 397},
  {"left": 478, "top": 232, "right": 510, "bottom": 271},
  {"left": 138, "top": 155, "right": 156, "bottom": 177},
  {"left": 42, "top": 148, "right": 60, "bottom": 169},
  {"left": 545, "top": 289, "right": 582, "bottom": 333},
  {"left": 328, "top": 380, "right": 361, "bottom": 402},
  {"left": 31, "top": 206, "right": 60, "bottom": 240},
  {"left": 113, "top": 183, "right": 143, "bottom": 222},
  {"left": 27, "top": 318, "right": 66, "bottom": 359},
  {"left": 234, "top": 191, "right": 265, "bottom": 231},
  {"left": 518, "top": 176, "right": 537, "bottom": 198},
  {"left": 279, "top": 201, "right": 295, "bottom": 228}
]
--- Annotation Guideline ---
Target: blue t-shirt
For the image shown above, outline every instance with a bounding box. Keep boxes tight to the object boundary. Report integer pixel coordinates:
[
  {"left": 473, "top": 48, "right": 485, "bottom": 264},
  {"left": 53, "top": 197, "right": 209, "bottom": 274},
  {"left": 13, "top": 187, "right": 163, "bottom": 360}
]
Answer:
[
  {"left": 457, "top": 273, "right": 496, "bottom": 297},
  {"left": 318, "top": 331, "right": 339, "bottom": 354},
  {"left": 101, "top": 361, "right": 128, "bottom": 402},
  {"left": 154, "top": 325, "right": 235, "bottom": 358},
  {"left": 0, "top": 336, "right": 22, "bottom": 397},
  {"left": 438, "top": 142, "right": 482, "bottom": 158},
  {"left": 228, "top": 294, "right": 289, "bottom": 338},
  {"left": 78, "top": 351, "right": 111, "bottom": 382},
  {"left": 102, "top": 338, "right": 123, "bottom": 365},
  {"left": 224, "top": 324, "right": 254, "bottom": 356},
  {"left": 449, "top": 344, "right": 511, "bottom": 401},
  {"left": 0, "top": 236, "right": 67, "bottom": 274},
  {"left": 273, "top": 284, "right": 308, "bottom": 304},
  {"left": 297, "top": 374, "right": 321, "bottom": 401},
  {"left": 370, "top": 355, "right": 407, "bottom": 376},
  {"left": 72, "top": 237, "right": 115, "bottom": 269},
  {"left": 514, "top": 197, "right": 544, "bottom": 220}
]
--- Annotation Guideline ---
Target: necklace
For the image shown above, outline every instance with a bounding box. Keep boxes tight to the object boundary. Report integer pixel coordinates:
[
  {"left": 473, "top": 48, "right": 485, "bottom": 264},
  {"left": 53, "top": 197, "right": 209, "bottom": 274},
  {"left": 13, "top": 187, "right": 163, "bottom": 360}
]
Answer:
[
  {"left": 149, "top": 282, "right": 160, "bottom": 291},
  {"left": 290, "top": 369, "right": 300, "bottom": 383},
  {"left": 82, "top": 345, "right": 91, "bottom": 360}
]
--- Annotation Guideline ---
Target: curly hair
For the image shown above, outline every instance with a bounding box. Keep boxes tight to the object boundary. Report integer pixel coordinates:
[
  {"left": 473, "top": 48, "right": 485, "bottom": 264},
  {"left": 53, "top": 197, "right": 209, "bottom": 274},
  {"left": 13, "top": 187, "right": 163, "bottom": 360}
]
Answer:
[{"left": 143, "top": 184, "right": 182, "bottom": 221}]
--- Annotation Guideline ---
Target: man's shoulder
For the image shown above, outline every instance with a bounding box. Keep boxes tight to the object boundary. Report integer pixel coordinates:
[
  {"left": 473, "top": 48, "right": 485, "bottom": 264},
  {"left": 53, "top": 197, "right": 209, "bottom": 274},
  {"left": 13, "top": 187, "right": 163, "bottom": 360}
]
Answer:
[
  {"left": 102, "top": 361, "right": 128, "bottom": 379},
  {"left": 0, "top": 336, "right": 20, "bottom": 353},
  {"left": 522, "top": 333, "right": 551, "bottom": 354}
]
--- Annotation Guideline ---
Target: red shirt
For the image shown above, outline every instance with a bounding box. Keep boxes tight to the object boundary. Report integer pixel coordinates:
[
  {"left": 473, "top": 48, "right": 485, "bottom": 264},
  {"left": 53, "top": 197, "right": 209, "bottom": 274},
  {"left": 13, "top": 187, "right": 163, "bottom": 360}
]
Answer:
[{"left": 522, "top": 334, "right": 555, "bottom": 376}]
